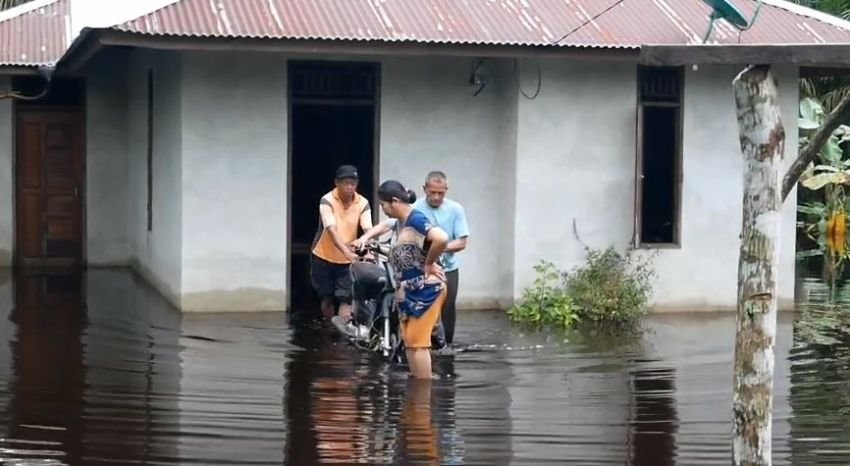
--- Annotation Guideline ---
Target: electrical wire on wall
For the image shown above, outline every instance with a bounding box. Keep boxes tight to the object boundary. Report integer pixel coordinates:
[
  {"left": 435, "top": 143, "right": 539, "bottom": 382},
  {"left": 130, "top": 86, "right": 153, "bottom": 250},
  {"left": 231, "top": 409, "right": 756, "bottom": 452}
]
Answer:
[
  {"left": 0, "top": 87, "right": 48, "bottom": 100},
  {"left": 0, "top": 67, "right": 53, "bottom": 100},
  {"left": 514, "top": 58, "right": 541, "bottom": 100},
  {"left": 510, "top": 0, "right": 628, "bottom": 101}
]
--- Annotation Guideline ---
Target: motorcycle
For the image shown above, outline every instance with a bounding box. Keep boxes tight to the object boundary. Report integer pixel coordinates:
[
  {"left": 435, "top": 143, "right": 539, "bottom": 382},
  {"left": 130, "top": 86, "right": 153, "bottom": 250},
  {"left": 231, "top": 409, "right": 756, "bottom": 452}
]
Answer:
[
  {"left": 344, "top": 239, "right": 406, "bottom": 364},
  {"left": 341, "top": 239, "right": 448, "bottom": 364}
]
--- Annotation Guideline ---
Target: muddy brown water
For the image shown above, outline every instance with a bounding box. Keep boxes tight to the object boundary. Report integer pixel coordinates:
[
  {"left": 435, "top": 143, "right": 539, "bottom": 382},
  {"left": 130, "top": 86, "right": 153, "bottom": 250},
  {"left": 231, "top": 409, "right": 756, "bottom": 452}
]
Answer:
[{"left": 0, "top": 269, "right": 848, "bottom": 465}]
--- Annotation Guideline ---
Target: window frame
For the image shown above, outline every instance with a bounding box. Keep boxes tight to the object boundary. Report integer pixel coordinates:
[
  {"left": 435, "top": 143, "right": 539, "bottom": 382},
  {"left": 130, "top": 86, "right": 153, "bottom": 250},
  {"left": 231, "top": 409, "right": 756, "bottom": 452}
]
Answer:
[{"left": 634, "top": 65, "right": 684, "bottom": 249}]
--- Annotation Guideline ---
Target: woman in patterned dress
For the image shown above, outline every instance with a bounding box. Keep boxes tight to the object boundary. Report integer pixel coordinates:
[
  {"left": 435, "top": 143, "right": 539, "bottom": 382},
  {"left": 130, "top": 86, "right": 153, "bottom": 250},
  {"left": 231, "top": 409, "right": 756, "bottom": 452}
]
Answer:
[{"left": 354, "top": 180, "right": 449, "bottom": 379}]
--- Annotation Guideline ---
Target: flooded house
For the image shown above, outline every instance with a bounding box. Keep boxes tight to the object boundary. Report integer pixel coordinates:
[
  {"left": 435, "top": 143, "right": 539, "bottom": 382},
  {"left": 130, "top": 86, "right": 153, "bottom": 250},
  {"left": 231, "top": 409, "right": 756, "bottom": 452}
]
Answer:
[{"left": 2, "top": 0, "right": 850, "bottom": 312}]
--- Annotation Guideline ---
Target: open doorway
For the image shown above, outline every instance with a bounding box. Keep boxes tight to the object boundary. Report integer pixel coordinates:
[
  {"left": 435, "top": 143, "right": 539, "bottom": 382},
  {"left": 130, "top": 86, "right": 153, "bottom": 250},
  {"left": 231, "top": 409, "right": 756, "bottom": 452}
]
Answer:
[{"left": 288, "top": 60, "right": 380, "bottom": 314}]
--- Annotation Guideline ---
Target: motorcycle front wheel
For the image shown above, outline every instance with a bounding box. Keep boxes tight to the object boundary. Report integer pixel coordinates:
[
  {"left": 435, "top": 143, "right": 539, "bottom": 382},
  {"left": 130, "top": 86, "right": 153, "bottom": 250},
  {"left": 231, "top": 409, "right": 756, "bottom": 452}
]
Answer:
[{"left": 381, "top": 293, "right": 406, "bottom": 365}]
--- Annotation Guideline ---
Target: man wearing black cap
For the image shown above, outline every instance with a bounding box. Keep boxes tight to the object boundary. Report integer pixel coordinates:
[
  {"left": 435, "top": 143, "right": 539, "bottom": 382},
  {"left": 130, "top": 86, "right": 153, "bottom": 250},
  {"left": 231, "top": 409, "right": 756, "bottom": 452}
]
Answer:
[{"left": 311, "top": 165, "right": 372, "bottom": 333}]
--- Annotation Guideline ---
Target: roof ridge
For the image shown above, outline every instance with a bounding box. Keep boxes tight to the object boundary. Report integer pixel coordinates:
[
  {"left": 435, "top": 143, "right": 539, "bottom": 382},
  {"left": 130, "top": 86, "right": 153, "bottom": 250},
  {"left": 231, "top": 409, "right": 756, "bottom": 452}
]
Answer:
[
  {"left": 0, "top": 0, "right": 60, "bottom": 23},
  {"left": 761, "top": 0, "right": 850, "bottom": 31},
  {"left": 117, "top": 0, "right": 183, "bottom": 28}
]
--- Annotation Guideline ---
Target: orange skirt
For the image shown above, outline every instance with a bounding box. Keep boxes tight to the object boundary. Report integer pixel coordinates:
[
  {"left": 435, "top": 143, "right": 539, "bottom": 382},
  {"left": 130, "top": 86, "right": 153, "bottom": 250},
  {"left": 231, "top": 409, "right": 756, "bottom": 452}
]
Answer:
[{"left": 400, "top": 287, "right": 446, "bottom": 349}]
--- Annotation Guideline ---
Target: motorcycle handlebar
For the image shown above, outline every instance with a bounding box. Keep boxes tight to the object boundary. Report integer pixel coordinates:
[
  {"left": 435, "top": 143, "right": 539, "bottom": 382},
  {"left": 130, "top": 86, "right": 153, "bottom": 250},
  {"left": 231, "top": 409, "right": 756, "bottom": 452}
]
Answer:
[{"left": 354, "top": 239, "right": 391, "bottom": 258}]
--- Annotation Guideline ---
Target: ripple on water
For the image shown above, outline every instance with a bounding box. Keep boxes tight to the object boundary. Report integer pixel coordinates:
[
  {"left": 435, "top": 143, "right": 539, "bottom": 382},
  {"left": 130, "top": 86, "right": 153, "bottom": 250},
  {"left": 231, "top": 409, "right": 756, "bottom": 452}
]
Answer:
[{"left": 0, "top": 270, "right": 849, "bottom": 464}]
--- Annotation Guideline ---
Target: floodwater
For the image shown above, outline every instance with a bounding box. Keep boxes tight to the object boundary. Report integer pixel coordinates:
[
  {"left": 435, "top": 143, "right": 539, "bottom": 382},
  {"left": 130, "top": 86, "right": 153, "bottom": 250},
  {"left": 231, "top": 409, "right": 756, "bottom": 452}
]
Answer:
[{"left": 0, "top": 269, "right": 848, "bottom": 465}]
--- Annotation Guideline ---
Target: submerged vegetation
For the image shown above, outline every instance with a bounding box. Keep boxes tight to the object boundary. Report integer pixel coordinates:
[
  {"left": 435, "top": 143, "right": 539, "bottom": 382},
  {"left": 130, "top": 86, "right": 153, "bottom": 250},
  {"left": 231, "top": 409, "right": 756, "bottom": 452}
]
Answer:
[{"left": 508, "top": 246, "right": 656, "bottom": 330}]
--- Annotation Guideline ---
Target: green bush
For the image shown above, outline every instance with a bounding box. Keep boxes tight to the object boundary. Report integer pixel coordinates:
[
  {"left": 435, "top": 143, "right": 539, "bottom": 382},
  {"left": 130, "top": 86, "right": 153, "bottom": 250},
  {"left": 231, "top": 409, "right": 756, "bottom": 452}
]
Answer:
[
  {"left": 507, "top": 261, "right": 581, "bottom": 329},
  {"left": 508, "top": 246, "right": 656, "bottom": 329},
  {"left": 565, "top": 246, "right": 655, "bottom": 324}
]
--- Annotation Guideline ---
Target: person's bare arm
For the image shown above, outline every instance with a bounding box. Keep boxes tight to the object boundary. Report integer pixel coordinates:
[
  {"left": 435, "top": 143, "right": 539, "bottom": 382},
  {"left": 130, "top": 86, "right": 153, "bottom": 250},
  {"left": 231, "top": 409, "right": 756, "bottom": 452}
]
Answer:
[
  {"left": 359, "top": 204, "right": 373, "bottom": 232},
  {"left": 425, "top": 227, "right": 449, "bottom": 270},
  {"left": 445, "top": 237, "right": 468, "bottom": 253},
  {"left": 354, "top": 220, "right": 392, "bottom": 247},
  {"left": 445, "top": 204, "right": 470, "bottom": 253},
  {"left": 320, "top": 203, "right": 357, "bottom": 261}
]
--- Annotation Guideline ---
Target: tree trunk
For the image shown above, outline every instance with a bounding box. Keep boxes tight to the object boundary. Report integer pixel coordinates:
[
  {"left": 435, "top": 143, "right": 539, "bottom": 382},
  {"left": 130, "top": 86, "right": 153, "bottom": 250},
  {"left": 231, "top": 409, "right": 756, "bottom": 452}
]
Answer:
[{"left": 731, "top": 64, "right": 784, "bottom": 466}]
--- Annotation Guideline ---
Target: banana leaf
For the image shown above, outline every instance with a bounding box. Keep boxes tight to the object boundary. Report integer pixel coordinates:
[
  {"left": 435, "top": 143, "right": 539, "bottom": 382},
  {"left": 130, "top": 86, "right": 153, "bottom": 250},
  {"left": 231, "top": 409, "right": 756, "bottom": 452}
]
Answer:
[{"left": 801, "top": 171, "right": 850, "bottom": 190}]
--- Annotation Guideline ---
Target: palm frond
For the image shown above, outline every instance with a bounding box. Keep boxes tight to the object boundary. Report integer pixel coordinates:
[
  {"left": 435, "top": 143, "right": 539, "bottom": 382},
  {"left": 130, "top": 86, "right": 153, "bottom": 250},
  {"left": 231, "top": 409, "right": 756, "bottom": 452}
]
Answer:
[
  {"left": 0, "top": 0, "right": 34, "bottom": 11},
  {"left": 823, "top": 86, "right": 850, "bottom": 112},
  {"left": 801, "top": 78, "right": 819, "bottom": 99}
]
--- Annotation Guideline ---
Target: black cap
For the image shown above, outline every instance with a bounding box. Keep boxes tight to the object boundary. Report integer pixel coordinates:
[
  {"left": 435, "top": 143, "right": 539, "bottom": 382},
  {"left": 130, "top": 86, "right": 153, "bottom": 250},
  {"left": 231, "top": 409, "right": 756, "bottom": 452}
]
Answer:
[{"left": 335, "top": 165, "right": 359, "bottom": 180}]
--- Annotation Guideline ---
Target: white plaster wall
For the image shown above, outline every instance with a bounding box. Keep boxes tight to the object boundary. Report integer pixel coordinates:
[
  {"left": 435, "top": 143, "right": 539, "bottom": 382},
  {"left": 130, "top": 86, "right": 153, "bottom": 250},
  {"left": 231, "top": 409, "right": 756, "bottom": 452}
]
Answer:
[
  {"left": 662, "top": 64, "right": 799, "bottom": 310},
  {"left": 0, "top": 75, "right": 12, "bottom": 266},
  {"left": 513, "top": 59, "right": 637, "bottom": 299},
  {"left": 380, "top": 56, "right": 513, "bottom": 308},
  {"left": 180, "top": 52, "right": 287, "bottom": 311},
  {"left": 497, "top": 62, "right": 519, "bottom": 304},
  {"left": 513, "top": 61, "right": 798, "bottom": 311},
  {"left": 86, "top": 52, "right": 129, "bottom": 265},
  {"left": 126, "top": 50, "right": 184, "bottom": 305},
  {"left": 109, "top": 51, "right": 798, "bottom": 312}
]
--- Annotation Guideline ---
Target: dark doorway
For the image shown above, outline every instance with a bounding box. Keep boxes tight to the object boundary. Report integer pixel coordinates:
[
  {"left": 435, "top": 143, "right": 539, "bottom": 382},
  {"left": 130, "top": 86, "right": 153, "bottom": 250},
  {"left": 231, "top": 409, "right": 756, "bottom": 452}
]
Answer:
[
  {"left": 288, "top": 61, "right": 379, "bottom": 313},
  {"left": 14, "top": 76, "right": 86, "bottom": 268}
]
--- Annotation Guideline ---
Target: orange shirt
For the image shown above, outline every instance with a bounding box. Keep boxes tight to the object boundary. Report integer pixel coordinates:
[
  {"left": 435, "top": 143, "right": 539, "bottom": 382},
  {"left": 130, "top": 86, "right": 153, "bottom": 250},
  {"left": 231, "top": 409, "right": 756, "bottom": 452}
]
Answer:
[{"left": 311, "top": 189, "right": 370, "bottom": 264}]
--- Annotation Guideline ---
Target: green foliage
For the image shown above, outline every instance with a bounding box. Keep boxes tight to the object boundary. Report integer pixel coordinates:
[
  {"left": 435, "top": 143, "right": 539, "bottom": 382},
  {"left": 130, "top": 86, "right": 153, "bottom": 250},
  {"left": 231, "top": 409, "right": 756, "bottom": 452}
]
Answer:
[
  {"left": 790, "top": 0, "right": 850, "bottom": 19},
  {"left": 508, "top": 246, "right": 656, "bottom": 330},
  {"left": 0, "top": 0, "right": 34, "bottom": 11},
  {"left": 796, "top": 96, "right": 850, "bottom": 272},
  {"left": 564, "top": 246, "right": 656, "bottom": 324},
  {"left": 507, "top": 261, "right": 580, "bottom": 329}
]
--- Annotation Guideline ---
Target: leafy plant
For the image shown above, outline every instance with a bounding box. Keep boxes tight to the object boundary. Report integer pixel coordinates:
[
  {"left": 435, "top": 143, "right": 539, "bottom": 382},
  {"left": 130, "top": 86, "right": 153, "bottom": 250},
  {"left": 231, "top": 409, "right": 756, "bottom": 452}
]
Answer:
[
  {"left": 796, "top": 97, "right": 850, "bottom": 282},
  {"left": 564, "top": 246, "right": 656, "bottom": 324},
  {"left": 508, "top": 246, "right": 656, "bottom": 330},
  {"left": 507, "top": 260, "right": 580, "bottom": 329}
]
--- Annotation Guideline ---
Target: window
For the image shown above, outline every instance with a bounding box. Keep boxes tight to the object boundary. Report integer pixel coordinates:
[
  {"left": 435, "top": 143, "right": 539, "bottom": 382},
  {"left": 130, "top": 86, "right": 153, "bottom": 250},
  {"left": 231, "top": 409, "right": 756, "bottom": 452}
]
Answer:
[
  {"left": 635, "top": 66, "right": 683, "bottom": 247},
  {"left": 146, "top": 69, "right": 154, "bottom": 232}
]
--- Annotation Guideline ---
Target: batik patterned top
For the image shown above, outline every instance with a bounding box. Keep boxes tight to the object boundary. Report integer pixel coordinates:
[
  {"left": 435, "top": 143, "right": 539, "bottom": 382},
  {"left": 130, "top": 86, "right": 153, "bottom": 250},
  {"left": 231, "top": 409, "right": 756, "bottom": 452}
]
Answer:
[{"left": 390, "top": 210, "right": 445, "bottom": 319}]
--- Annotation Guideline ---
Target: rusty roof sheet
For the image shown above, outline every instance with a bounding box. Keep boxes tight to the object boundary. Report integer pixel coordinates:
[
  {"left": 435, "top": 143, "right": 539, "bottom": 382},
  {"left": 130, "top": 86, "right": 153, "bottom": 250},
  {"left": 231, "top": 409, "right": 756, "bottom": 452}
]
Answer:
[
  {"left": 114, "top": 0, "right": 850, "bottom": 49},
  {"left": 0, "top": 0, "right": 69, "bottom": 66},
  {"left": 3, "top": 0, "right": 850, "bottom": 69}
]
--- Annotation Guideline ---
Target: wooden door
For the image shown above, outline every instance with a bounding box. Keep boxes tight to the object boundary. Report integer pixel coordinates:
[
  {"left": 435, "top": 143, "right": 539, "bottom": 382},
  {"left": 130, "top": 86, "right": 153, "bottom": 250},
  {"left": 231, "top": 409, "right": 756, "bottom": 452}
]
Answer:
[{"left": 15, "top": 110, "right": 85, "bottom": 267}]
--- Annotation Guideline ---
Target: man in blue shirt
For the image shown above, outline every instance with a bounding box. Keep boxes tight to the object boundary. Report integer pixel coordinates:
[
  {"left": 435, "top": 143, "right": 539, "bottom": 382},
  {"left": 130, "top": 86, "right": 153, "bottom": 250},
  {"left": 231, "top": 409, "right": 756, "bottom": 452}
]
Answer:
[{"left": 414, "top": 171, "right": 470, "bottom": 348}]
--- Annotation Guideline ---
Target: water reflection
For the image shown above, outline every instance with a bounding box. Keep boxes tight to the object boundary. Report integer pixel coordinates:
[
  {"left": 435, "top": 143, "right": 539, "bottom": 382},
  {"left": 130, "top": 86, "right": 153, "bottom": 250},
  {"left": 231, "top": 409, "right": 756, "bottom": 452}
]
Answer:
[
  {"left": 283, "top": 328, "right": 473, "bottom": 465},
  {"left": 0, "top": 271, "right": 182, "bottom": 464},
  {"left": 0, "top": 269, "right": 847, "bottom": 464},
  {"left": 789, "top": 277, "right": 850, "bottom": 465},
  {"left": 628, "top": 366, "right": 678, "bottom": 465},
  {"left": 5, "top": 273, "right": 86, "bottom": 465}
]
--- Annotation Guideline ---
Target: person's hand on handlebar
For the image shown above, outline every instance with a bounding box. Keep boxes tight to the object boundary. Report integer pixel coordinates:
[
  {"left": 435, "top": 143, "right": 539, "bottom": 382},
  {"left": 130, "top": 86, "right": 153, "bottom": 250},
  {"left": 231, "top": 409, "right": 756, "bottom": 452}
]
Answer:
[
  {"left": 350, "top": 238, "right": 366, "bottom": 252},
  {"left": 344, "top": 247, "right": 359, "bottom": 263}
]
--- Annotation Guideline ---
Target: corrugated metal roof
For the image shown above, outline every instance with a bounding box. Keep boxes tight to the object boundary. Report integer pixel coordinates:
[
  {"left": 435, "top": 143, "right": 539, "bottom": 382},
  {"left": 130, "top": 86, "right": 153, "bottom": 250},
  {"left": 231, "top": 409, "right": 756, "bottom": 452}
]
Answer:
[
  {"left": 115, "top": 0, "right": 850, "bottom": 49},
  {"left": 3, "top": 0, "right": 850, "bottom": 68},
  {"left": 0, "top": 0, "right": 69, "bottom": 66}
]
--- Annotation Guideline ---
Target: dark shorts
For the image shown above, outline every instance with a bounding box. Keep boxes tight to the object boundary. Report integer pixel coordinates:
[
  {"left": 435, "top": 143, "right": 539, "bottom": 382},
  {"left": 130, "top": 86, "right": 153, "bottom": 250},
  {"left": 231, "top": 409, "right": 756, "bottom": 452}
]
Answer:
[{"left": 310, "top": 254, "right": 352, "bottom": 303}]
